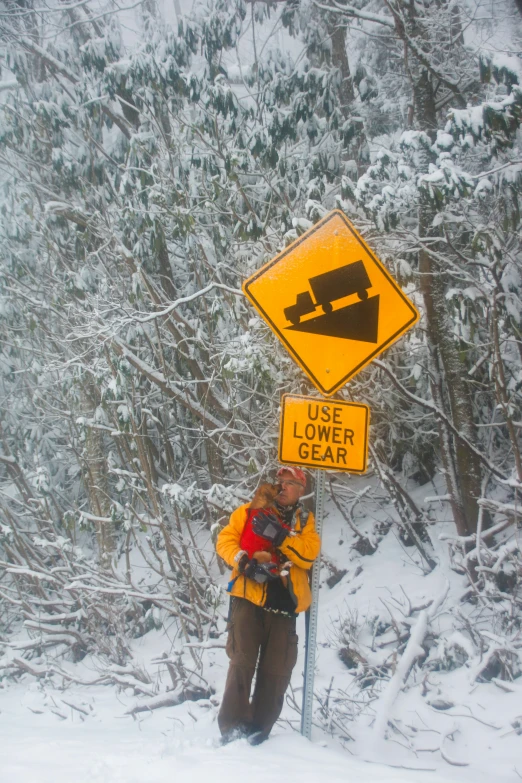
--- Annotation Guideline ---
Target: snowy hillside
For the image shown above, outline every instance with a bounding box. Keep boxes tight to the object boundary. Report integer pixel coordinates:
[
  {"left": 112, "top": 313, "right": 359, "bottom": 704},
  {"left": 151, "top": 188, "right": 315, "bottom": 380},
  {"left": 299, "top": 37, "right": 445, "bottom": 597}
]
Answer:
[{"left": 2, "top": 482, "right": 521, "bottom": 782}]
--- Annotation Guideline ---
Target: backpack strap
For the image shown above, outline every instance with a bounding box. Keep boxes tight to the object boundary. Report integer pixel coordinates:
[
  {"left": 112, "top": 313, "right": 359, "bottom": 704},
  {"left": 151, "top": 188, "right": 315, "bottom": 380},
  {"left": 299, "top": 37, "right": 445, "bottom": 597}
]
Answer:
[{"left": 297, "top": 505, "right": 310, "bottom": 530}]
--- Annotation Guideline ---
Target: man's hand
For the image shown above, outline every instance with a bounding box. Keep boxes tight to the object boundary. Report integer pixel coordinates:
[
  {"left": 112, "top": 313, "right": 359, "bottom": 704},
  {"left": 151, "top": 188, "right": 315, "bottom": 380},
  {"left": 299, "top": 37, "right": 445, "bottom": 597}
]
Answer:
[
  {"left": 237, "top": 553, "right": 258, "bottom": 580},
  {"left": 250, "top": 510, "right": 288, "bottom": 547},
  {"left": 237, "top": 552, "right": 280, "bottom": 583}
]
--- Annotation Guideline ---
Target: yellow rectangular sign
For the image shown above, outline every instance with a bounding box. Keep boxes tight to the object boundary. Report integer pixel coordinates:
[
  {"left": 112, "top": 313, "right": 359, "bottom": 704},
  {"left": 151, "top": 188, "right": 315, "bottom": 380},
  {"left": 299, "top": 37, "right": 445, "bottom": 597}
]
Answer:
[{"left": 279, "top": 394, "right": 369, "bottom": 473}]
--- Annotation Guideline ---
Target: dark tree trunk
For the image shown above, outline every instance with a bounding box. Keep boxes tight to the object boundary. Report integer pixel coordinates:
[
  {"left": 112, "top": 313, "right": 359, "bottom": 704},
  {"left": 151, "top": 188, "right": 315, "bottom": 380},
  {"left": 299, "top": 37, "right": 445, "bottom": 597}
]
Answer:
[
  {"left": 326, "top": 16, "right": 368, "bottom": 172},
  {"left": 414, "top": 70, "right": 483, "bottom": 535},
  {"left": 81, "top": 385, "right": 114, "bottom": 565},
  {"left": 328, "top": 20, "right": 355, "bottom": 110}
]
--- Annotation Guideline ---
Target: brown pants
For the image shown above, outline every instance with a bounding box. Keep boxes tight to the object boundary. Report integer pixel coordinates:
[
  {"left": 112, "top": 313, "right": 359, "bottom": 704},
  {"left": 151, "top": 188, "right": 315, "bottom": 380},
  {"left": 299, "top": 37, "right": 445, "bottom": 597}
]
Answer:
[{"left": 218, "top": 598, "right": 299, "bottom": 739}]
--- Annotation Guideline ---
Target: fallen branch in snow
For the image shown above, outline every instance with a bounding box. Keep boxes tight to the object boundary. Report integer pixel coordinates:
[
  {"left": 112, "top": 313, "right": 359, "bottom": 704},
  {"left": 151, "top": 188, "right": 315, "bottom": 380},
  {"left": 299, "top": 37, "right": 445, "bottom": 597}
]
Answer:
[
  {"left": 125, "top": 684, "right": 213, "bottom": 715},
  {"left": 106, "top": 673, "right": 155, "bottom": 697},
  {"left": 49, "top": 706, "right": 68, "bottom": 721},
  {"left": 125, "top": 692, "right": 187, "bottom": 715},
  {"left": 427, "top": 704, "right": 500, "bottom": 730},
  {"left": 373, "top": 610, "right": 428, "bottom": 740},
  {"left": 469, "top": 635, "right": 520, "bottom": 685},
  {"left": 439, "top": 725, "right": 469, "bottom": 767},
  {"left": 478, "top": 498, "right": 522, "bottom": 523},
  {"left": 0, "top": 656, "right": 159, "bottom": 696},
  {"left": 60, "top": 698, "right": 90, "bottom": 716},
  {"left": 372, "top": 582, "right": 449, "bottom": 740},
  {"left": 439, "top": 515, "right": 513, "bottom": 544},
  {"left": 359, "top": 759, "right": 437, "bottom": 773},
  {"left": 0, "top": 657, "right": 109, "bottom": 686},
  {"left": 492, "top": 677, "right": 521, "bottom": 693}
]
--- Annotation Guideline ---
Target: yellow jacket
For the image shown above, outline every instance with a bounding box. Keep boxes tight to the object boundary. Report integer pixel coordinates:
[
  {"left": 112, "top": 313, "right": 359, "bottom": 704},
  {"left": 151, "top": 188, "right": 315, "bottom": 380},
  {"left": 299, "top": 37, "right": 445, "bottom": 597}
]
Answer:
[{"left": 216, "top": 503, "right": 321, "bottom": 614}]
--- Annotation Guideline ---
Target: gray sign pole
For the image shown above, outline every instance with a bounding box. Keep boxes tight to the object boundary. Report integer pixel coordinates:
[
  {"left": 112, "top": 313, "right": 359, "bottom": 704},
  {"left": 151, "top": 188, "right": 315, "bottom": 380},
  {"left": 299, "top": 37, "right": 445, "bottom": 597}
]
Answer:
[{"left": 301, "top": 468, "right": 325, "bottom": 739}]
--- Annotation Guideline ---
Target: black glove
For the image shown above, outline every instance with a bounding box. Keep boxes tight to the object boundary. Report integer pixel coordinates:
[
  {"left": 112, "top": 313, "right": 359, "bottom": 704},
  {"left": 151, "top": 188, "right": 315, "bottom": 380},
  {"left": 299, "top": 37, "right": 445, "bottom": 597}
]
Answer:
[
  {"left": 250, "top": 510, "right": 288, "bottom": 547},
  {"left": 237, "top": 553, "right": 250, "bottom": 574},
  {"left": 250, "top": 560, "right": 280, "bottom": 583},
  {"left": 238, "top": 554, "right": 280, "bottom": 583}
]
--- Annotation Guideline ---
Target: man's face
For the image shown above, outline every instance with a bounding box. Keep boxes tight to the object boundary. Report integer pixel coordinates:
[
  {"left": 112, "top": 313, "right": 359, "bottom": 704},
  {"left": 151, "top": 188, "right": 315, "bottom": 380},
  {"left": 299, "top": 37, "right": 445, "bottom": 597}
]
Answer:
[{"left": 276, "top": 471, "right": 305, "bottom": 506}]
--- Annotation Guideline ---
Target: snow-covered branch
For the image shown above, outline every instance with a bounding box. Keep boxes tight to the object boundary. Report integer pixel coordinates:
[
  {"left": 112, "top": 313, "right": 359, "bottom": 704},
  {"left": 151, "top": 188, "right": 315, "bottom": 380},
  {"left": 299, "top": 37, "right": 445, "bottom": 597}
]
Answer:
[{"left": 134, "top": 283, "right": 242, "bottom": 323}]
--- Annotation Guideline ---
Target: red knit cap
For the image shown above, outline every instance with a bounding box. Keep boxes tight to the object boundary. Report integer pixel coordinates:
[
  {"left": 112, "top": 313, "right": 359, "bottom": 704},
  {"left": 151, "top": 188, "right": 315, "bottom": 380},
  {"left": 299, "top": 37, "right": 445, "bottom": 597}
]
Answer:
[{"left": 276, "top": 466, "right": 307, "bottom": 487}]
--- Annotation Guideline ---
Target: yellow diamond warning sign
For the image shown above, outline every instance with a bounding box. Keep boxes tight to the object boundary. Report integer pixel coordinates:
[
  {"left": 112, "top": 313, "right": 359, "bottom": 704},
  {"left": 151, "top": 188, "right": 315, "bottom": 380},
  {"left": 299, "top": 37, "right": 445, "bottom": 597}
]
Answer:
[
  {"left": 243, "top": 210, "right": 419, "bottom": 396},
  {"left": 279, "top": 395, "right": 369, "bottom": 473}
]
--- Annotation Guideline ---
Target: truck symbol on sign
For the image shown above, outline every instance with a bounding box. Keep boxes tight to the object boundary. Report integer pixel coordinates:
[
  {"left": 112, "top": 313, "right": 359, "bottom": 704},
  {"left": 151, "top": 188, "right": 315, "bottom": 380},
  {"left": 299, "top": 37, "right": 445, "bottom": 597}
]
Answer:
[{"left": 283, "top": 261, "right": 372, "bottom": 325}]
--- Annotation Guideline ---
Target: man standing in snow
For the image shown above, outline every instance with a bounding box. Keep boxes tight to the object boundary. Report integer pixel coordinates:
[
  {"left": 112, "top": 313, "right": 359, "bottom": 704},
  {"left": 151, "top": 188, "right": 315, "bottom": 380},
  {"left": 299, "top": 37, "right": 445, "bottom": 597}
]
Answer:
[{"left": 216, "top": 466, "right": 321, "bottom": 745}]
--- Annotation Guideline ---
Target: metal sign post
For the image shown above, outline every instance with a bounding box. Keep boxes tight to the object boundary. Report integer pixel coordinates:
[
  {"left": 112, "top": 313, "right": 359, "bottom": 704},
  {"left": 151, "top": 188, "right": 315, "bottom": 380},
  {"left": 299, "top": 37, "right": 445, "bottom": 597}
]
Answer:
[{"left": 301, "top": 468, "right": 326, "bottom": 739}]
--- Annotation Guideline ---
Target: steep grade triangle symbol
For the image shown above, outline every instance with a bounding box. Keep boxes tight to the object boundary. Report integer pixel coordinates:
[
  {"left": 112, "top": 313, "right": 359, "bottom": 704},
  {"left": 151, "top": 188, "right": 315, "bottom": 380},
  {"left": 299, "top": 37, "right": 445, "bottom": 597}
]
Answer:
[{"left": 286, "top": 296, "right": 380, "bottom": 343}]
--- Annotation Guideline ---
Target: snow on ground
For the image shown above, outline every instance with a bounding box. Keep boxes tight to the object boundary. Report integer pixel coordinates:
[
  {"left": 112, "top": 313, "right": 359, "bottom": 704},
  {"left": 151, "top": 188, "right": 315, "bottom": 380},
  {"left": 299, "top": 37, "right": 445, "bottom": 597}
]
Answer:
[
  {"left": 1, "top": 473, "right": 521, "bottom": 782},
  {"left": 1, "top": 682, "right": 462, "bottom": 783}
]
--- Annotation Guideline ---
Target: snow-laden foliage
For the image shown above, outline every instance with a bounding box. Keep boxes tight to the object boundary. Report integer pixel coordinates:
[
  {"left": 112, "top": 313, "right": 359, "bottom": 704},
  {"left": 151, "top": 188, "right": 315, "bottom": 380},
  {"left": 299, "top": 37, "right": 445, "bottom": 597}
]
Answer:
[{"left": 0, "top": 0, "right": 364, "bottom": 681}]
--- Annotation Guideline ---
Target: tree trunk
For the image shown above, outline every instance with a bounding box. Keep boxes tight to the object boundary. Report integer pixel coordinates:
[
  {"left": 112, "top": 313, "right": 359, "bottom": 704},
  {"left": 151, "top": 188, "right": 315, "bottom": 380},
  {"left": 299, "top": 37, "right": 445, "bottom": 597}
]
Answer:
[
  {"left": 82, "top": 387, "right": 114, "bottom": 566},
  {"left": 326, "top": 16, "right": 368, "bottom": 172},
  {"left": 414, "top": 70, "right": 483, "bottom": 535},
  {"left": 328, "top": 19, "right": 354, "bottom": 110}
]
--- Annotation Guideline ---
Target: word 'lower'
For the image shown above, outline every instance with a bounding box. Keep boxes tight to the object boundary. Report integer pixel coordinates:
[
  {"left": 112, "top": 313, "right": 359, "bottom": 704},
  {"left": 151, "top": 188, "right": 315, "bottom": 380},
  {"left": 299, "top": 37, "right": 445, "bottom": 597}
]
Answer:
[{"left": 293, "top": 405, "right": 355, "bottom": 465}]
